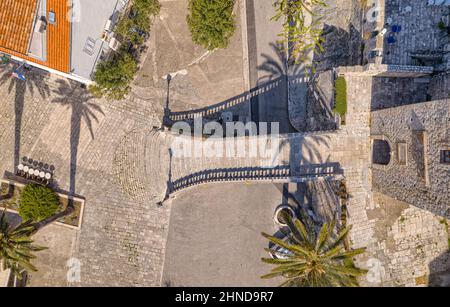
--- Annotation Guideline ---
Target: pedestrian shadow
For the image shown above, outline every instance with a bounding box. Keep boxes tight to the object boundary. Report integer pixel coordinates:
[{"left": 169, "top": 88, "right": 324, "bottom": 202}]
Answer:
[{"left": 52, "top": 79, "right": 104, "bottom": 197}]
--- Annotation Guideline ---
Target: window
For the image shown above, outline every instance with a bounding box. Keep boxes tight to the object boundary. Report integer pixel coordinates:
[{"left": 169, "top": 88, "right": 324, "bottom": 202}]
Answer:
[
  {"left": 48, "top": 11, "right": 56, "bottom": 24},
  {"left": 441, "top": 150, "right": 450, "bottom": 164},
  {"left": 397, "top": 143, "right": 407, "bottom": 165}
]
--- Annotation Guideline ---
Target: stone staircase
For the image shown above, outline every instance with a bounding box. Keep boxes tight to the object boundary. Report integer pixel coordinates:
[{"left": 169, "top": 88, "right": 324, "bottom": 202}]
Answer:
[
  {"left": 114, "top": 128, "right": 170, "bottom": 202},
  {"left": 114, "top": 128, "right": 347, "bottom": 202},
  {"left": 166, "top": 78, "right": 285, "bottom": 124},
  {"left": 166, "top": 132, "right": 344, "bottom": 195}
]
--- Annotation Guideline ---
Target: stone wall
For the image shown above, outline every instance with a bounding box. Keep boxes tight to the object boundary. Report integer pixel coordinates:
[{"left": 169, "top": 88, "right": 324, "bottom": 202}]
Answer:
[
  {"left": 371, "top": 100, "right": 450, "bottom": 218},
  {"left": 428, "top": 72, "right": 450, "bottom": 100},
  {"left": 361, "top": 192, "right": 450, "bottom": 287}
]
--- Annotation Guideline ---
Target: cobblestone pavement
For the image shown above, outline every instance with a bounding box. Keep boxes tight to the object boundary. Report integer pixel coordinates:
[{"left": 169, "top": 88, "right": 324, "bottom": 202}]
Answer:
[
  {"left": 383, "top": 0, "right": 449, "bottom": 65},
  {"left": 0, "top": 68, "right": 171, "bottom": 286}
]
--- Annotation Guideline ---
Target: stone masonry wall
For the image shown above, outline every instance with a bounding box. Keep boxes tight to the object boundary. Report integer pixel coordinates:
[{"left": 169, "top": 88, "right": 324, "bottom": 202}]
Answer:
[{"left": 371, "top": 100, "right": 450, "bottom": 218}]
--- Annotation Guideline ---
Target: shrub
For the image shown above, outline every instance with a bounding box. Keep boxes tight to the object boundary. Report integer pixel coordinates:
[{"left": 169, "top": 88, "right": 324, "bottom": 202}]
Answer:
[
  {"left": 90, "top": 52, "right": 138, "bottom": 100},
  {"left": 19, "top": 184, "right": 60, "bottom": 222},
  {"left": 91, "top": 0, "right": 160, "bottom": 100},
  {"left": 334, "top": 76, "right": 347, "bottom": 117},
  {"left": 187, "top": 0, "right": 236, "bottom": 50},
  {"left": 116, "top": 0, "right": 161, "bottom": 46}
]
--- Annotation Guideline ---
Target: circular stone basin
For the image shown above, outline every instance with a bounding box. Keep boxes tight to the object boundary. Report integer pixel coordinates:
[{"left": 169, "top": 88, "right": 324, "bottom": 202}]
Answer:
[{"left": 274, "top": 205, "right": 296, "bottom": 227}]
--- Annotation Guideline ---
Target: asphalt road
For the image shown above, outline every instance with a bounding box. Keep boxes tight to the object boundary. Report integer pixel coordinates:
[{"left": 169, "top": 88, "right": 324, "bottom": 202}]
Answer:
[{"left": 246, "top": 0, "right": 296, "bottom": 134}]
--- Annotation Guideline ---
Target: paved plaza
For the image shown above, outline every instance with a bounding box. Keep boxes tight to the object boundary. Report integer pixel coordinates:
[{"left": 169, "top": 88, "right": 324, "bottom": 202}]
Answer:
[
  {"left": 0, "top": 0, "right": 448, "bottom": 287},
  {"left": 0, "top": 69, "right": 171, "bottom": 285}
]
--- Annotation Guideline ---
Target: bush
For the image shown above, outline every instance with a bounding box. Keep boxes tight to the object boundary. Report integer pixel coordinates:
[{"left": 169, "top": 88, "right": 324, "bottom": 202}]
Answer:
[
  {"left": 334, "top": 76, "right": 347, "bottom": 117},
  {"left": 90, "top": 52, "right": 138, "bottom": 100},
  {"left": 91, "top": 0, "right": 160, "bottom": 100},
  {"left": 19, "top": 184, "right": 60, "bottom": 222},
  {"left": 116, "top": 0, "right": 161, "bottom": 46},
  {"left": 187, "top": 0, "right": 236, "bottom": 50}
]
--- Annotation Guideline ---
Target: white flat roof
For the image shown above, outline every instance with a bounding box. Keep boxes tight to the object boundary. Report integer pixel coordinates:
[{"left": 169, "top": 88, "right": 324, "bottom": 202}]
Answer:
[{"left": 70, "top": 0, "right": 128, "bottom": 80}]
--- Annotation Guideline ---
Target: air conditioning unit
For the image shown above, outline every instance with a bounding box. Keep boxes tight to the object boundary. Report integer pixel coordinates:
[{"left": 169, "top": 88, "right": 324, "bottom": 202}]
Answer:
[
  {"left": 109, "top": 36, "right": 120, "bottom": 51},
  {"left": 104, "top": 19, "right": 113, "bottom": 32}
]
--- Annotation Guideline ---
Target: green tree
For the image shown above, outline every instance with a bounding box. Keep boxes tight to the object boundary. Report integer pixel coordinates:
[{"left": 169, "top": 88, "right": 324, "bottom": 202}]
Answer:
[
  {"left": 0, "top": 211, "right": 46, "bottom": 279},
  {"left": 116, "top": 0, "right": 161, "bottom": 46},
  {"left": 90, "top": 52, "right": 138, "bottom": 100},
  {"left": 272, "top": 0, "right": 326, "bottom": 63},
  {"left": 187, "top": 0, "right": 236, "bottom": 50},
  {"left": 19, "top": 184, "right": 60, "bottom": 222},
  {"left": 261, "top": 211, "right": 367, "bottom": 287},
  {"left": 91, "top": 0, "right": 160, "bottom": 100}
]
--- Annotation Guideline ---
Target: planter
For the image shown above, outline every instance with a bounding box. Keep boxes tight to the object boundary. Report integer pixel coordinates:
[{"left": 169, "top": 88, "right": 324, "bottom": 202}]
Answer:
[
  {"left": 0, "top": 179, "right": 84, "bottom": 229},
  {"left": 274, "top": 205, "right": 296, "bottom": 227}
]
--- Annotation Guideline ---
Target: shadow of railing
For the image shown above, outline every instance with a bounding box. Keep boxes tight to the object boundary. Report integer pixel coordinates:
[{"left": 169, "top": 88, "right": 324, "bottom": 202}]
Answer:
[
  {"left": 170, "top": 163, "right": 343, "bottom": 194},
  {"left": 166, "top": 77, "right": 285, "bottom": 122}
]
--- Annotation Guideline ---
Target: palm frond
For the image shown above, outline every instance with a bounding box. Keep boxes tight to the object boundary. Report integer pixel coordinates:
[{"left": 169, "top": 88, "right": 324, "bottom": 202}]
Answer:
[{"left": 261, "top": 213, "right": 367, "bottom": 287}]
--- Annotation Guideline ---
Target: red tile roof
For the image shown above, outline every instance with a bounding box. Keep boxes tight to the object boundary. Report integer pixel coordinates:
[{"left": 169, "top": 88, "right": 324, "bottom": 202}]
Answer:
[
  {"left": 0, "top": 0, "right": 71, "bottom": 73},
  {"left": 0, "top": 0, "right": 39, "bottom": 54}
]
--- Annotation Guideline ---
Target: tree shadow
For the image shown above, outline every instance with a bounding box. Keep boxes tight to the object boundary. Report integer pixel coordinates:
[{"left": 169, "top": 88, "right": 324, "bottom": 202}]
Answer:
[
  {"left": 0, "top": 66, "right": 50, "bottom": 168},
  {"left": 51, "top": 79, "right": 104, "bottom": 200},
  {"left": 257, "top": 42, "right": 304, "bottom": 84},
  {"left": 274, "top": 132, "right": 344, "bottom": 229},
  {"left": 313, "top": 23, "right": 363, "bottom": 72}
]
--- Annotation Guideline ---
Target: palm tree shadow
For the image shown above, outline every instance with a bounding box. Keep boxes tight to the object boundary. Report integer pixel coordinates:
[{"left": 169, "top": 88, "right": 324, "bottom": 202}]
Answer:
[
  {"left": 0, "top": 67, "right": 51, "bottom": 168},
  {"left": 257, "top": 41, "right": 305, "bottom": 85},
  {"left": 52, "top": 79, "right": 104, "bottom": 199}
]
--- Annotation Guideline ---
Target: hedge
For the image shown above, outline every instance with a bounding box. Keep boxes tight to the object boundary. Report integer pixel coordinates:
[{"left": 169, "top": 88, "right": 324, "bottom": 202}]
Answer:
[
  {"left": 19, "top": 184, "right": 60, "bottom": 222},
  {"left": 334, "top": 76, "right": 347, "bottom": 117}
]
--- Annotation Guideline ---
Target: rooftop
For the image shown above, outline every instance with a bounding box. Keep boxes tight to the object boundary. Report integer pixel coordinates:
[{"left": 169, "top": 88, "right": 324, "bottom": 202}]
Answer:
[
  {"left": 0, "top": 0, "right": 71, "bottom": 73},
  {"left": 0, "top": 0, "right": 38, "bottom": 54}
]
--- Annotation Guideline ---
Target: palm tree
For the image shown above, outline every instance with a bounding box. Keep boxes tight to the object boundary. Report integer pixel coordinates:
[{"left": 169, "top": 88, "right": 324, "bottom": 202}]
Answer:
[
  {"left": 0, "top": 67, "right": 50, "bottom": 168},
  {"left": 261, "top": 210, "right": 367, "bottom": 287},
  {"left": 0, "top": 211, "right": 46, "bottom": 279},
  {"left": 271, "top": 0, "right": 326, "bottom": 64}
]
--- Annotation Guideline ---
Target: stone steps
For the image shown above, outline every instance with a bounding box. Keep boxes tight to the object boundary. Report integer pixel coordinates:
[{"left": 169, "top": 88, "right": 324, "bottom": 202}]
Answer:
[{"left": 114, "top": 128, "right": 169, "bottom": 202}]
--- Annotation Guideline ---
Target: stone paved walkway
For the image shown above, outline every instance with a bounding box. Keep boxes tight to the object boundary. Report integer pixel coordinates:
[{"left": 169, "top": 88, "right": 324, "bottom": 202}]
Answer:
[{"left": 0, "top": 68, "right": 172, "bottom": 286}]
